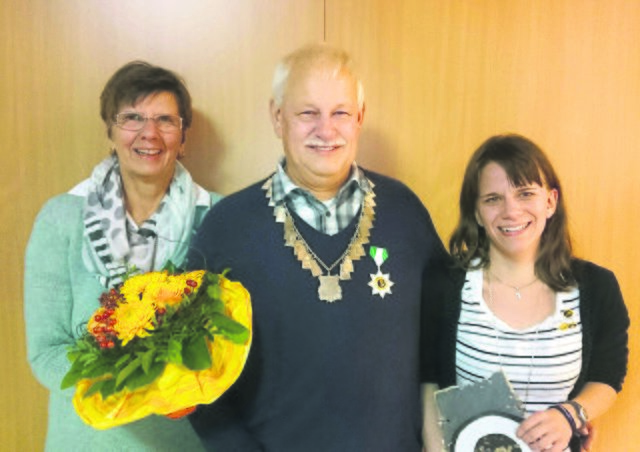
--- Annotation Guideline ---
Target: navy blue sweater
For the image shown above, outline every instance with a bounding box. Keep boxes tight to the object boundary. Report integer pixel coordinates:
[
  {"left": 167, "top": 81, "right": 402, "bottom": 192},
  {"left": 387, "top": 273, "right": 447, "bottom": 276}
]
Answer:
[{"left": 188, "top": 170, "right": 447, "bottom": 452}]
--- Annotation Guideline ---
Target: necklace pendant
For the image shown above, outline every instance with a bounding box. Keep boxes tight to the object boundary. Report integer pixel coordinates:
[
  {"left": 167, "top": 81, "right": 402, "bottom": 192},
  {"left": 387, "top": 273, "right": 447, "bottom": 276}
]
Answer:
[
  {"left": 515, "top": 289, "right": 522, "bottom": 300},
  {"left": 318, "top": 274, "right": 342, "bottom": 302}
]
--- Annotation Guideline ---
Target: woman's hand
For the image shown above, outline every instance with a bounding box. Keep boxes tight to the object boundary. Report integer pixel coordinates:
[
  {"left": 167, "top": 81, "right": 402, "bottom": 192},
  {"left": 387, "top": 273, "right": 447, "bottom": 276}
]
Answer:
[
  {"left": 579, "top": 421, "right": 595, "bottom": 451},
  {"left": 516, "top": 408, "right": 573, "bottom": 451}
]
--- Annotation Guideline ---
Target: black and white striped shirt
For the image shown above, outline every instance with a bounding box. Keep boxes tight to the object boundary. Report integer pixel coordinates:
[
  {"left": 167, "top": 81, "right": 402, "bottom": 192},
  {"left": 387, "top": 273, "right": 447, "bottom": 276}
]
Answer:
[{"left": 456, "top": 268, "right": 582, "bottom": 416}]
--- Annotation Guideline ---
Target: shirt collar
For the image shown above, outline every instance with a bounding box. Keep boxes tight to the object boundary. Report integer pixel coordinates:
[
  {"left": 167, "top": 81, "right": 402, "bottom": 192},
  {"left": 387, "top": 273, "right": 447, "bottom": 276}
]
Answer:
[{"left": 271, "top": 158, "right": 371, "bottom": 205}]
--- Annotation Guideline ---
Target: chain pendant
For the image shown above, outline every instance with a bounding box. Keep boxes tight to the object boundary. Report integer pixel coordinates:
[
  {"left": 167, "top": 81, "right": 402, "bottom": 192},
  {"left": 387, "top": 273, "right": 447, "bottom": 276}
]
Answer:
[{"left": 318, "top": 275, "right": 342, "bottom": 302}]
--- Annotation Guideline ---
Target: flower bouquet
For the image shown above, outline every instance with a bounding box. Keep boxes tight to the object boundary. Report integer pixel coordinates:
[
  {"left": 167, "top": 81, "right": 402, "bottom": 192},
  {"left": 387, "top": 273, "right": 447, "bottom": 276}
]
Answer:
[{"left": 61, "top": 266, "right": 252, "bottom": 429}]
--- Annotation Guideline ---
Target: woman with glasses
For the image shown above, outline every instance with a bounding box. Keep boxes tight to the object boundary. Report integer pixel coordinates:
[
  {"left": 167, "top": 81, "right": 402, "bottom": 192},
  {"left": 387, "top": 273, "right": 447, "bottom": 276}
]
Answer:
[
  {"left": 421, "top": 134, "right": 629, "bottom": 452},
  {"left": 24, "top": 61, "right": 220, "bottom": 451}
]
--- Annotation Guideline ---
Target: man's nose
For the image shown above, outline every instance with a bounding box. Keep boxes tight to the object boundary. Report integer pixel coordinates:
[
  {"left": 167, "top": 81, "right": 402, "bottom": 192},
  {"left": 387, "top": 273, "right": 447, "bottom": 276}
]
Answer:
[{"left": 315, "top": 116, "right": 337, "bottom": 140}]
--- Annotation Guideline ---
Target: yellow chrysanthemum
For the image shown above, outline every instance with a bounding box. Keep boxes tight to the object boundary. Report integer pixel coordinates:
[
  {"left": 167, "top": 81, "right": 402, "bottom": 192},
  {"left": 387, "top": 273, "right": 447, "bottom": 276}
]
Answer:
[
  {"left": 111, "top": 270, "right": 208, "bottom": 345},
  {"left": 113, "top": 297, "right": 157, "bottom": 346},
  {"left": 148, "top": 270, "right": 206, "bottom": 309},
  {"left": 120, "top": 271, "right": 168, "bottom": 304}
]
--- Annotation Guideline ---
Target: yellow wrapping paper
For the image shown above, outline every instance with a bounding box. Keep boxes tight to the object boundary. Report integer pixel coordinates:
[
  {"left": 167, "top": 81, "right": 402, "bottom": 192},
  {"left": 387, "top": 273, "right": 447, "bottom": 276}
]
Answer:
[{"left": 72, "top": 277, "right": 252, "bottom": 429}]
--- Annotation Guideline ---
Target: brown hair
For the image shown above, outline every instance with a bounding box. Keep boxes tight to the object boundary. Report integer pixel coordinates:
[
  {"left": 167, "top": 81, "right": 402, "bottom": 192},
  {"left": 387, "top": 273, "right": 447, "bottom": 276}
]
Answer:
[
  {"left": 449, "top": 134, "right": 575, "bottom": 291},
  {"left": 100, "top": 61, "right": 192, "bottom": 143}
]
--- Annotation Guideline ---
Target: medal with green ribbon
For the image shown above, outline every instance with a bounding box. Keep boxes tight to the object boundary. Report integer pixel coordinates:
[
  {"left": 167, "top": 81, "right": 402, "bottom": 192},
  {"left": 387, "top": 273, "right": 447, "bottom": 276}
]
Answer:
[{"left": 368, "top": 246, "right": 394, "bottom": 298}]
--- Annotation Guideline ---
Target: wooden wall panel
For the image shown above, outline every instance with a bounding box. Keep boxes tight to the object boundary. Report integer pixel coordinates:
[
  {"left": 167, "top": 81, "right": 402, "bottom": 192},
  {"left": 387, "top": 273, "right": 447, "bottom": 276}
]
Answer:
[
  {"left": 3, "top": 0, "right": 638, "bottom": 450},
  {"left": 326, "top": 0, "right": 640, "bottom": 450},
  {"left": 1, "top": 0, "right": 322, "bottom": 449}
]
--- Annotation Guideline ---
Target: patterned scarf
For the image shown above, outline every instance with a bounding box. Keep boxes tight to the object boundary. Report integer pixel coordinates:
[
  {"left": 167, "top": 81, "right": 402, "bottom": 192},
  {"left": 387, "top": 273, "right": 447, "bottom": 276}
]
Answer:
[{"left": 70, "top": 155, "right": 211, "bottom": 287}]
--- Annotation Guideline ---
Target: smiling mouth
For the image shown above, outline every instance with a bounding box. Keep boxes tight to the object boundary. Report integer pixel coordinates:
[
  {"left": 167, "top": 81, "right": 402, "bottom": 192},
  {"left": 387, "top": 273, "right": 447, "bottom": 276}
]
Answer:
[
  {"left": 134, "top": 149, "right": 161, "bottom": 156},
  {"left": 499, "top": 222, "right": 530, "bottom": 233},
  {"left": 305, "top": 139, "right": 346, "bottom": 152},
  {"left": 309, "top": 145, "right": 340, "bottom": 152}
]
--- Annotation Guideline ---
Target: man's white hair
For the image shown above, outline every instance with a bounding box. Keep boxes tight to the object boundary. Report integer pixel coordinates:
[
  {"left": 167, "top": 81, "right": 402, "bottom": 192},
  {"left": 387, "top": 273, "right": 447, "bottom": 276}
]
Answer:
[{"left": 271, "top": 43, "right": 364, "bottom": 109}]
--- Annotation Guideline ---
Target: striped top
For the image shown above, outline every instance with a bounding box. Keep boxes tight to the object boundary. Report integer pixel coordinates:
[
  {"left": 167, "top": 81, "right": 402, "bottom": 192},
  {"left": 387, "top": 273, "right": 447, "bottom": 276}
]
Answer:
[{"left": 456, "top": 268, "right": 582, "bottom": 417}]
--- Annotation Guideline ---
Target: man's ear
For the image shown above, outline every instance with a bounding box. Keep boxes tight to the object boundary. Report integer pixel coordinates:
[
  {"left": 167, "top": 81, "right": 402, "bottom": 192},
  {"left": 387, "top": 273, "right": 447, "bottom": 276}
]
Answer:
[
  {"left": 269, "top": 99, "right": 283, "bottom": 138},
  {"left": 357, "top": 102, "right": 366, "bottom": 127}
]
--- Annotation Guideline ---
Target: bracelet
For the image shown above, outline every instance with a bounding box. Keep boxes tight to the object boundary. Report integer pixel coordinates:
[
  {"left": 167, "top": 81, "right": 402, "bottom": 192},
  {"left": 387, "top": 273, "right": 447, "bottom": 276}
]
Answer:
[
  {"left": 565, "top": 400, "right": 588, "bottom": 430},
  {"left": 549, "top": 404, "right": 578, "bottom": 435}
]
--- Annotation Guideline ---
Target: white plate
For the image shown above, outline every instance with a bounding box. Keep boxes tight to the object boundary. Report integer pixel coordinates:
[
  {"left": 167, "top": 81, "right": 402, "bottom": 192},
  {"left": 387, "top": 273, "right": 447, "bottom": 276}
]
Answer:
[{"left": 453, "top": 413, "right": 530, "bottom": 452}]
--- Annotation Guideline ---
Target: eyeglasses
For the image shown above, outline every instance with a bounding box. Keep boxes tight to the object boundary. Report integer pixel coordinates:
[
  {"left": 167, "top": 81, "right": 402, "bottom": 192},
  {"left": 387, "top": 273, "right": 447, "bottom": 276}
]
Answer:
[{"left": 114, "top": 112, "right": 183, "bottom": 132}]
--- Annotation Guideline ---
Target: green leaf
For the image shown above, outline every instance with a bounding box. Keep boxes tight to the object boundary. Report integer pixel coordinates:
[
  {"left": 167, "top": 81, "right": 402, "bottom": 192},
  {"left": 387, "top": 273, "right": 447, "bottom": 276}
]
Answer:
[
  {"left": 205, "top": 298, "right": 226, "bottom": 314},
  {"left": 67, "top": 350, "right": 81, "bottom": 363},
  {"left": 139, "top": 350, "right": 156, "bottom": 374},
  {"left": 163, "top": 260, "right": 179, "bottom": 274},
  {"left": 182, "top": 334, "right": 212, "bottom": 370},
  {"left": 207, "top": 285, "right": 221, "bottom": 300},
  {"left": 167, "top": 339, "right": 183, "bottom": 364},
  {"left": 99, "top": 378, "right": 117, "bottom": 399},
  {"left": 60, "top": 359, "right": 86, "bottom": 389},
  {"left": 123, "top": 361, "right": 165, "bottom": 392},
  {"left": 115, "top": 353, "right": 132, "bottom": 369},
  {"left": 123, "top": 265, "right": 140, "bottom": 280},
  {"left": 84, "top": 379, "right": 111, "bottom": 398},
  {"left": 208, "top": 313, "right": 249, "bottom": 344},
  {"left": 83, "top": 361, "right": 115, "bottom": 379},
  {"left": 78, "top": 351, "right": 99, "bottom": 365},
  {"left": 115, "top": 357, "right": 141, "bottom": 388},
  {"left": 205, "top": 273, "right": 219, "bottom": 284}
]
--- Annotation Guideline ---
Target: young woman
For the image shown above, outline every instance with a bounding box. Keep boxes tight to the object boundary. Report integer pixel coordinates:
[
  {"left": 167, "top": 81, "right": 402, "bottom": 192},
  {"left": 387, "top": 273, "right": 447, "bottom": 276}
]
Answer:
[{"left": 422, "top": 134, "right": 629, "bottom": 452}]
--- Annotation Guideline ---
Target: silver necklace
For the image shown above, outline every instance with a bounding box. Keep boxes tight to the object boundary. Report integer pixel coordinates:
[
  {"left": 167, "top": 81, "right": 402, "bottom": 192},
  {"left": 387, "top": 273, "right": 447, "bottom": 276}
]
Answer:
[
  {"left": 487, "top": 271, "right": 539, "bottom": 413},
  {"left": 489, "top": 270, "right": 538, "bottom": 301}
]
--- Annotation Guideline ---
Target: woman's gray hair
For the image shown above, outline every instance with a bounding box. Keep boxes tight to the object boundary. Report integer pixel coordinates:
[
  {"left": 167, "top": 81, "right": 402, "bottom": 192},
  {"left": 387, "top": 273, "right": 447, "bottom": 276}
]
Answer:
[{"left": 271, "top": 43, "right": 364, "bottom": 108}]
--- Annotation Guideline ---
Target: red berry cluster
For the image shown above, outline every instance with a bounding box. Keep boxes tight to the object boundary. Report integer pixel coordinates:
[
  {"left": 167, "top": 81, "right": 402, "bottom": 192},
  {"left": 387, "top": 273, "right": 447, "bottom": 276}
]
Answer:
[
  {"left": 92, "top": 288, "right": 123, "bottom": 349},
  {"left": 183, "top": 279, "right": 198, "bottom": 295},
  {"left": 99, "top": 288, "right": 122, "bottom": 310},
  {"left": 92, "top": 310, "right": 117, "bottom": 349}
]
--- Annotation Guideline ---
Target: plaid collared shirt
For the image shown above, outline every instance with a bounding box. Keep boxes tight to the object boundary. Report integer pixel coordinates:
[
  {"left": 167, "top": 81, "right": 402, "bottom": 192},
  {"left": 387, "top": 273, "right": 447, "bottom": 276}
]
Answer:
[{"left": 271, "top": 160, "right": 371, "bottom": 236}]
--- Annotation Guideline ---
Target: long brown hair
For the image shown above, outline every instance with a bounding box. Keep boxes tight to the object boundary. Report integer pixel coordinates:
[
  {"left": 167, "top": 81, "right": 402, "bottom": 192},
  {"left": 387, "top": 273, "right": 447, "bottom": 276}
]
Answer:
[{"left": 449, "top": 134, "right": 575, "bottom": 291}]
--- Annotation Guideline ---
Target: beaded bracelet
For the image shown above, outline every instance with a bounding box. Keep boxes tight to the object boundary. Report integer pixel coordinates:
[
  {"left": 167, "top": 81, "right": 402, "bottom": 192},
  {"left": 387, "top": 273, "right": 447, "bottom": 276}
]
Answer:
[{"left": 549, "top": 404, "right": 578, "bottom": 435}]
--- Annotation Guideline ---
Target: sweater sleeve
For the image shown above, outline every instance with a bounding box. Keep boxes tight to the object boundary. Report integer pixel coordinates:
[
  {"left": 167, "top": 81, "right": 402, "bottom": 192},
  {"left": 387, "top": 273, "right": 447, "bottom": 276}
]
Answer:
[
  {"left": 24, "top": 197, "right": 77, "bottom": 393},
  {"left": 585, "top": 266, "right": 630, "bottom": 392},
  {"left": 420, "top": 266, "right": 440, "bottom": 384},
  {"left": 421, "top": 255, "right": 459, "bottom": 386},
  {"left": 420, "top": 203, "right": 450, "bottom": 384}
]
